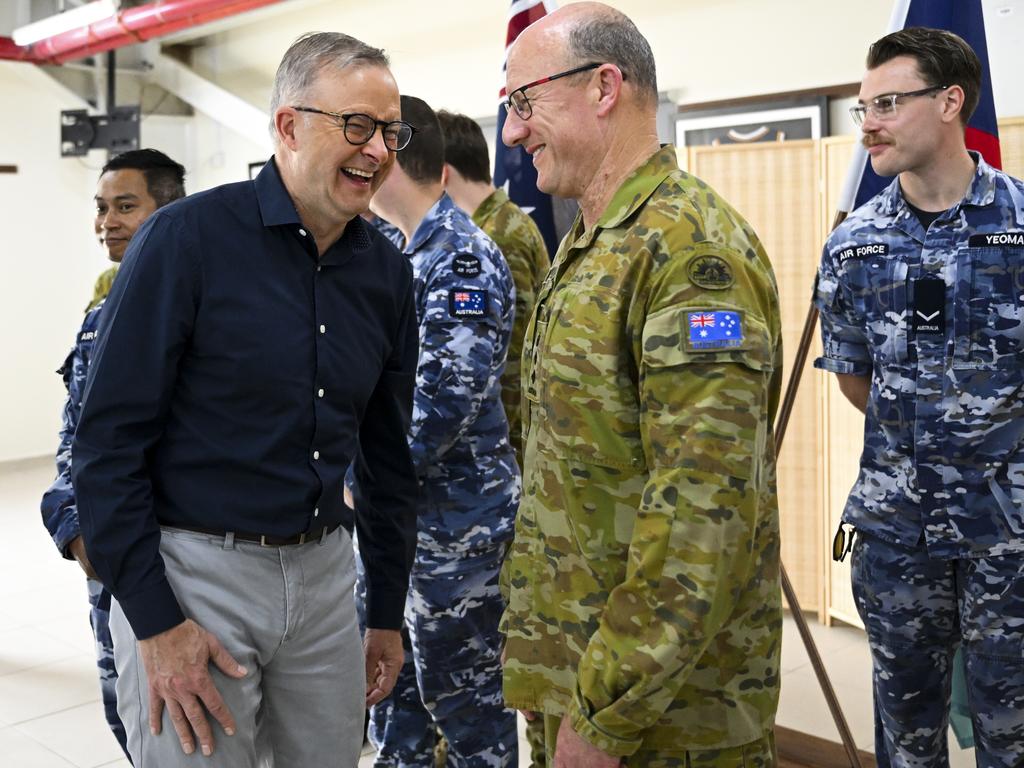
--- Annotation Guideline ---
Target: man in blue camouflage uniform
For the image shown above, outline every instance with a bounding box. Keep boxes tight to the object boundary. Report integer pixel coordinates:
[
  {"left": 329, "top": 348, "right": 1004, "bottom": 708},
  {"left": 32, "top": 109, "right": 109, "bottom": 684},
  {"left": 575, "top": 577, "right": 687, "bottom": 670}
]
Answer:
[
  {"left": 358, "top": 94, "right": 519, "bottom": 768},
  {"left": 815, "top": 28, "right": 1024, "bottom": 768},
  {"left": 40, "top": 149, "right": 186, "bottom": 759}
]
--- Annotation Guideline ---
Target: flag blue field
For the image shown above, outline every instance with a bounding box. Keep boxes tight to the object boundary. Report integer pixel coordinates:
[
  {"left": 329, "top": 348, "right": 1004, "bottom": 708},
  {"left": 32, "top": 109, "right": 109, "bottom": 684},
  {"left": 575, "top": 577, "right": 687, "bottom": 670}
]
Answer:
[
  {"left": 493, "top": 0, "right": 560, "bottom": 257},
  {"left": 838, "top": 0, "right": 1001, "bottom": 213}
]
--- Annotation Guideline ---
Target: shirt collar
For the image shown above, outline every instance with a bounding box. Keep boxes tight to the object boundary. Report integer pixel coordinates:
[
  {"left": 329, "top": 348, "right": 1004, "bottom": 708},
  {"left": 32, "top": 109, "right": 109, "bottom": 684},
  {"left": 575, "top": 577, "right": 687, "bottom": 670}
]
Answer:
[
  {"left": 405, "top": 192, "right": 457, "bottom": 254},
  {"left": 568, "top": 145, "right": 680, "bottom": 249},
  {"left": 879, "top": 150, "right": 995, "bottom": 216},
  {"left": 254, "top": 157, "right": 303, "bottom": 228},
  {"left": 254, "top": 156, "right": 372, "bottom": 259}
]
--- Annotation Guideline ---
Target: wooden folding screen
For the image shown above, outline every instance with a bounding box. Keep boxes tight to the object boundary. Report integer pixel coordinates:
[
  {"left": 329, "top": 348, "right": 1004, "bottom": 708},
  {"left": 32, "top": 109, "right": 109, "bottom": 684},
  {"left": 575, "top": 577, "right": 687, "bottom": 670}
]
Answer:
[{"left": 687, "top": 140, "right": 824, "bottom": 612}]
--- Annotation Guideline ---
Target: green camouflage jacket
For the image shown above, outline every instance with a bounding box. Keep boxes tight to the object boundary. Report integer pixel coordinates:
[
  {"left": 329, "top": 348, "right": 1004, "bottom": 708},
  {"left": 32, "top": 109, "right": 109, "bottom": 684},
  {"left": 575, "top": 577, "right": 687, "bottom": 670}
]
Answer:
[
  {"left": 473, "top": 188, "right": 549, "bottom": 468},
  {"left": 87, "top": 265, "right": 118, "bottom": 311},
  {"left": 500, "top": 145, "right": 783, "bottom": 755}
]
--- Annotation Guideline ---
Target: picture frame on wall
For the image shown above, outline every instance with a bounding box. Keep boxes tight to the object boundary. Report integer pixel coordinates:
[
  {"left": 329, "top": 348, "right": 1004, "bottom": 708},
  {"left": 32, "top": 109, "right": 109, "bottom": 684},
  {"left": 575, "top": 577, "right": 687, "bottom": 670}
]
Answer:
[{"left": 675, "top": 97, "right": 829, "bottom": 148}]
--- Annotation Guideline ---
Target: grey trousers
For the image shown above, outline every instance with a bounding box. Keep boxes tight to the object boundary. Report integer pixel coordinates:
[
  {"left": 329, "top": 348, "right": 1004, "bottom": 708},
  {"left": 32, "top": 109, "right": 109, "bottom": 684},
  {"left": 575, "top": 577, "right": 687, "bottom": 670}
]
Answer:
[{"left": 109, "top": 525, "right": 365, "bottom": 767}]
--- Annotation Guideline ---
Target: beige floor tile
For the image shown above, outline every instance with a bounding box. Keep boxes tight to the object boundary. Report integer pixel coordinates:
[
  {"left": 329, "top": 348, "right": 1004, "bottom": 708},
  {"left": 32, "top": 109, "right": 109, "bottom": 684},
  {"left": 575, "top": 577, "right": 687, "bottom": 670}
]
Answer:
[
  {"left": 16, "top": 701, "right": 125, "bottom": 768},
  {"left": 0, "top": 654, "right": 99, "bottom": 725},
  {"left": 94, "top": 761, "right": 131, "bottom": 768},
  {"left": 0, "top": 625, "right": 84, "bottom": 677},
  {"left": 34, "top": 611, "right": 99, "bottom": 657},
  {"left": 0, "top": 724, "right": 76, "bottom": 767}
]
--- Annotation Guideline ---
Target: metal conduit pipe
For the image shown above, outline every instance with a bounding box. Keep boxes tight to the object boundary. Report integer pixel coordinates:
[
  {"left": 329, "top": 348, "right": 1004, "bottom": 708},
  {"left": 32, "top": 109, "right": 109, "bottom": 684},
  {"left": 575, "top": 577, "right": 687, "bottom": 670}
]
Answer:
[{"left": 0, "top": 0, "right": 283, "bottom": 64}]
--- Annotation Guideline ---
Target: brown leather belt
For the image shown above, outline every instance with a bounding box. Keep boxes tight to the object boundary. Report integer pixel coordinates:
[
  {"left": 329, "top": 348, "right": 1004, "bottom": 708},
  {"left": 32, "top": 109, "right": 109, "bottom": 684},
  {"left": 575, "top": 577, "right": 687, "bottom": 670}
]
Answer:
[{"left": 172, "top": 522, "right": 341, "bottom": 547}]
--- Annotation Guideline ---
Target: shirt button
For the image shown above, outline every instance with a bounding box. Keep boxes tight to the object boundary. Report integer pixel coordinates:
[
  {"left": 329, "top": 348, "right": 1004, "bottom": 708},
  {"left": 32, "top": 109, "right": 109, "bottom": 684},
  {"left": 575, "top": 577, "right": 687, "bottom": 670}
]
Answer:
[
  {"left": 319, "top": 324, "right": 326, "bottom": 333},
  {"left": 318, "top": 388, "right": 325, "bottom": 398},
  {"left": 317, "top": 265, "right": 322, "bottom": 272},
  {"left": 299, "top": 228, "right": 307, "bottom": 237},
  {"left": 314, "top": 507, "right": 319, "bottom": 517},
  {"left": 313, "top": 450, "right": 320, "bottom": 460}
]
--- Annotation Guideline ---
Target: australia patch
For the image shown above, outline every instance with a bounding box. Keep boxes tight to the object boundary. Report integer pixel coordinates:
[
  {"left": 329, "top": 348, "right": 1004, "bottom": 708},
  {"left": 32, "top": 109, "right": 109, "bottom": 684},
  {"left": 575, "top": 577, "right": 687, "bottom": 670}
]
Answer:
[
  {"left": 686, "top": 310, "right": 743, "bottom": 350},
  {"left": 835, "top": 243, "right": 890, "bottom": 263},
  {"left": 688, "top": 255, "right": 734, "bottom": 290},
  {"left": 452, "top": 254, "right": 482, "bottom": 277},
  {"left": 449, "top": 289, "right": 488, "bottom": 318},
  {"left": 969, "top": 232, "right": 1024, "bottom": 248}
]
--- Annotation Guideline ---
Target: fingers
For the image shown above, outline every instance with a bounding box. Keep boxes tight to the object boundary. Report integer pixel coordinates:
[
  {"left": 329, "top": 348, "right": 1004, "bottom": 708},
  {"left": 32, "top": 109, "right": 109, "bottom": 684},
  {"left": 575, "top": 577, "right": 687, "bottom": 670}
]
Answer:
[
  {"left": 197, "top": 679, "right": 236, "bottom": 740},
  {"left": 207, "top": 632, "right": 248, "bottom": 679},
  {"left": 520, "top": 709, "right": 538, "bottom": 721},
  {"left": 149, "top": 688, "right": 164, "bottom": 735},
  {"left": 164, "top": 698, "right": 197, "bottom": 755}
]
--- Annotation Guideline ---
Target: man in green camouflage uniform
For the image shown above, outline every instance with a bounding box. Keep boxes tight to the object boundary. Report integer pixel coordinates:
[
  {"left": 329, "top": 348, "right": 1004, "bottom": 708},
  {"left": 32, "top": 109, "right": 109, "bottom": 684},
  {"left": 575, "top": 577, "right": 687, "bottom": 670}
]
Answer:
[
  {"left": 499, "top": 4, "right": 783, "bottom": 766},
  {"left": 438, "top": 110, "right": 549, "bottom": 466}
]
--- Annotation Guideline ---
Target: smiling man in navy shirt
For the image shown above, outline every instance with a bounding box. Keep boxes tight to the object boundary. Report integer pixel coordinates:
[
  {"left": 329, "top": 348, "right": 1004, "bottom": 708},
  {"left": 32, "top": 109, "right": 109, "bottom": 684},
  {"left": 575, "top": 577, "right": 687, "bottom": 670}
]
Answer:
[{"left": 72, "top": 32, "right": 419, "bottom": 767}]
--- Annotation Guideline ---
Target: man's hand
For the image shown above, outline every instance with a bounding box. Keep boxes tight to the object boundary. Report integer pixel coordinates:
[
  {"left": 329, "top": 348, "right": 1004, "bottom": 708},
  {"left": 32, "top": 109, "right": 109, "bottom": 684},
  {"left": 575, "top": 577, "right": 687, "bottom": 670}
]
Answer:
[
  {"left": 68, "top": 536, "right": 97, "bottom": 579},
  {"left": 363, "top": 628, "right": 403, "bottom": 706},
  {"left": 140, "top": 618, "right": 248, "bottom": 756},
  {"left": 344, "top": 485, "right": 355, "bottom": 510},
  {"left": 553, "top": 717, "right": 621, "bottom": 768}
]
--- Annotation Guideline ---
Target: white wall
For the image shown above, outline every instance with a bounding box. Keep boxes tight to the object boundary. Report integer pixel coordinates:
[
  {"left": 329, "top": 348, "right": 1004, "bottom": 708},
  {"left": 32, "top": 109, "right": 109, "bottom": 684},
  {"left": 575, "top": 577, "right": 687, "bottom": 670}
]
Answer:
[{"left": 0, "top": 62, "right": 105, "bottom": 462}]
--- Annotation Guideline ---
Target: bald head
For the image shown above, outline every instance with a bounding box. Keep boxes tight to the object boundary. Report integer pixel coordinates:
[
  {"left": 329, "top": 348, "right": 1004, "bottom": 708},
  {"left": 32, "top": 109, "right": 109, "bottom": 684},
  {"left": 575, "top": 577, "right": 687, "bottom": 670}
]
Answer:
[{"left": 514, "top": 2, "right": 658, "bottom": 106}]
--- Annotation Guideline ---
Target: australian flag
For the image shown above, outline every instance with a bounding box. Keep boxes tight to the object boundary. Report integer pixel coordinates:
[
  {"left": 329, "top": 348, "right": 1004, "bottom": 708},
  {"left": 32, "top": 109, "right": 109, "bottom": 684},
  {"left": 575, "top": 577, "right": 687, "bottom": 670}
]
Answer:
[
  {"left": 494, "top": 0, "right": 560, "bottom": 258},
  {"left": 838, "top": 0, "right": 1001, "bottom": 212},
  {"left": 688, "top": 310, "right": 744, "bottom": 350}
]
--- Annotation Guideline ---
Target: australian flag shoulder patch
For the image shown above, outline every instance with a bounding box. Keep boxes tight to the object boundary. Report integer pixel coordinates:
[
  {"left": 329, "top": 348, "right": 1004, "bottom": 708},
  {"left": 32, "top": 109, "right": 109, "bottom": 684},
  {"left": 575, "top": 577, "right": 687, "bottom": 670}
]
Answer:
[
  {"left": 685, "top": 310, "right": 744, "bottom": 350},
  {"left": 449, "top": 289, "right": 488, "bottom": 318}
]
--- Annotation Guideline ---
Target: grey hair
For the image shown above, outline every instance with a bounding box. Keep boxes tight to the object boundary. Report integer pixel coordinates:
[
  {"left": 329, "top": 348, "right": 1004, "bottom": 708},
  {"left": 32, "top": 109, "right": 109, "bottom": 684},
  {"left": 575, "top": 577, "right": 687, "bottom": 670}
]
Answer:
[
  {"left": 567, "top": 9, "right": 658, "bottom": 104},
  {"left": 269, "top": 32, "right": 390, "bottom": 139}
]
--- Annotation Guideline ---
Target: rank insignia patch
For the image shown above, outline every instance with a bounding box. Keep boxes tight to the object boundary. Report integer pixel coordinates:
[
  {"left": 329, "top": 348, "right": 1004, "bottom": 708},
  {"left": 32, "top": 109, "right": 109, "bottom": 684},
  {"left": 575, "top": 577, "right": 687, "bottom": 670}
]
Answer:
[
  {"left": 686, "top": 310, "right": 744, "bottom": 349},
  {"left": 449, "top": 289, "right": 487, "bottom": 318}
]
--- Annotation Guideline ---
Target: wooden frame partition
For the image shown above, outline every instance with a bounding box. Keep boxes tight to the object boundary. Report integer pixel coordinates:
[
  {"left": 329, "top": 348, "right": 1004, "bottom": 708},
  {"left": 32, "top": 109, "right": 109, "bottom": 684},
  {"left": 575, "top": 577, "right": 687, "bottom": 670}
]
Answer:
[{"left": 681, "top": 118, "right": 1024, "bottom": 624}]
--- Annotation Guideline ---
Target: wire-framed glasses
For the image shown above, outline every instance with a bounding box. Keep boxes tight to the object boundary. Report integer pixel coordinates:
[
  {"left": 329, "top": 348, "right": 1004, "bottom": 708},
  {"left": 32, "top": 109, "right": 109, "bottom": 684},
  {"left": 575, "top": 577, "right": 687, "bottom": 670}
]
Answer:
[
  {"left": 849, "top": 85, "right": 949, "bottom": 127},
  {"left": 503, "top": 62, "right": 605, "bottom": 120}
]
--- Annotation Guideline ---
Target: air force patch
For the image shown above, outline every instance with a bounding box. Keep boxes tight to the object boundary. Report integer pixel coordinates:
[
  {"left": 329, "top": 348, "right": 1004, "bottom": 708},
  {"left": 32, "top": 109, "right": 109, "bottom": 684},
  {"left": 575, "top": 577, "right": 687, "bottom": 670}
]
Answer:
[
  {"left": 449, "top": 289, "right": 488, "bottom": 318},
  {"left": 686, "top": 310, "right": 743, "bottom": 350},
  {"left": 452, "top": 254, "right": 482, "bottom": 277}
]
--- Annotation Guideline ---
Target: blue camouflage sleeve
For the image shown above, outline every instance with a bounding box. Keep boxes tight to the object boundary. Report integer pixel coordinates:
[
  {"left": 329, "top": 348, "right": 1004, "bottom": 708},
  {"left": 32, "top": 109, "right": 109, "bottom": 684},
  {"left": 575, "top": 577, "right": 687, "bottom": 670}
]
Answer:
[
  {"left": 40, "top": 306, "right": 103, "bottom": 558},
  {"left": 813, "top": 239, "right": 871, "bottom": 376},
  {"left": 408, "top": 250, "right": 505, "bottom": 474}
]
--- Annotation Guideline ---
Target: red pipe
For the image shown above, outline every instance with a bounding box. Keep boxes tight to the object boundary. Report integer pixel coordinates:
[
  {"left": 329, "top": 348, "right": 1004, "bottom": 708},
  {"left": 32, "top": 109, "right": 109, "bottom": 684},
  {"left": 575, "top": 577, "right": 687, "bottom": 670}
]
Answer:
[{"left": 0, "top": 0, "right": 284, "bottom": 64}]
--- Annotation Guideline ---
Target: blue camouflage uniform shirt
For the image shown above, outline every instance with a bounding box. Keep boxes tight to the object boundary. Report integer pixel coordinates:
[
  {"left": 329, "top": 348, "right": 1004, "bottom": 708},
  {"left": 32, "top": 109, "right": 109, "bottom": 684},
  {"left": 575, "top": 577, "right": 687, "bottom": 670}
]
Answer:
[
  {"left": 815, "top": 152, "right": 1024, "bottom": 559},
  {"left": 405, "top": 193, "right": 519, "bottom": 552},
  {"left": 41, "top": 303, "right": 104, "bottom": 557}
]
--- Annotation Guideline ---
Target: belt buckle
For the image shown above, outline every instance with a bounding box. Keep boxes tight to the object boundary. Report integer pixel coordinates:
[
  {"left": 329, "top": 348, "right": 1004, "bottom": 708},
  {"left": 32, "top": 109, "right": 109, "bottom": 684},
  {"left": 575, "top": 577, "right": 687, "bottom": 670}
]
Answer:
[{"left": 259, "top": 534, "right": 270, "bottom": 547}]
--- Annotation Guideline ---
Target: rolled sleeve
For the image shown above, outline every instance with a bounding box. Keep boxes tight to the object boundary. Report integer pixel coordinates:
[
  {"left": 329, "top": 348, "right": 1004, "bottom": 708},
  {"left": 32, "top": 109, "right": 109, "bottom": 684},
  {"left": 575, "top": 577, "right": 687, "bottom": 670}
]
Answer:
[{"left": 814, "top": 247, "right": 871, "bottom": 376}]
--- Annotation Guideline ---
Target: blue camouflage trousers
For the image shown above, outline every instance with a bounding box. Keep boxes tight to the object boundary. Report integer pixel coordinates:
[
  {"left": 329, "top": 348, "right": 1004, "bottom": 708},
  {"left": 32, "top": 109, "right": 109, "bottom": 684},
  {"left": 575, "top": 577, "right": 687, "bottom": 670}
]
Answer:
[
  {"left": 356, "top": 541, "right": 517, "bottom": 768},
  {"left": 851, "top": 532, "right": 1024, "bottom": 768},
  {"left": 86, "top": 578, "right": 129, "bottom": 760}
]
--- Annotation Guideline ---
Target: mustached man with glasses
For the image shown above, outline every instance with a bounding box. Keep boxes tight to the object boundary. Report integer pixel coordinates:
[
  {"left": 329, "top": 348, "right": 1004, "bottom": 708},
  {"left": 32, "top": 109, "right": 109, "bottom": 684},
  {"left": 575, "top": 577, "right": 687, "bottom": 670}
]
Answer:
[
  {"left": 816, "top": 27, "right": 1024, "bottom": 766},
  {"left": 71, "top": 32, "right": 420, "bottom": 767},
  {"left": 361, "top": 94, "right": 520, "bottom": 768},
  {"left": 499, "top": 4, "right": 783, "bottom": 766}
]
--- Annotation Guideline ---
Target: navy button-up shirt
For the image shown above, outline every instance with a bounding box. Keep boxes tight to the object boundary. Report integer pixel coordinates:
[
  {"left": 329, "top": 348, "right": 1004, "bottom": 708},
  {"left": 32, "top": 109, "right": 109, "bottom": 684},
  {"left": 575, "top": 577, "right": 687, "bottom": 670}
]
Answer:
[{"left": 72, "top": 159, "right": 419, "bottom": 639}]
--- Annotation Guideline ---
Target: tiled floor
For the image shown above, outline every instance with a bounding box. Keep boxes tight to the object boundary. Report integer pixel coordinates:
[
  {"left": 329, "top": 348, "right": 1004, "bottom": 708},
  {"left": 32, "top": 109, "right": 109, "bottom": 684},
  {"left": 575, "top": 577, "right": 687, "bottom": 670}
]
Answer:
[{"left": 1, "top": 457, "right": 974, "bottom": 768}]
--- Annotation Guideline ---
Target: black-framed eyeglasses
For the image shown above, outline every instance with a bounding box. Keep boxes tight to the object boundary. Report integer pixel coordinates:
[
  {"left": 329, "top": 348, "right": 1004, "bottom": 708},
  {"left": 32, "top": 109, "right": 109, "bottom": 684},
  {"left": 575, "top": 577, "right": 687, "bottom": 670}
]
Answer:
[
  {"left": 849, "top": 85, "right": 949, "bottom": 127},
  {"left": 292, "top": 106, "right": 416, "bottom": 151},
  {"left": 503, "top": 62, "right": 607, "bottom": 120}
]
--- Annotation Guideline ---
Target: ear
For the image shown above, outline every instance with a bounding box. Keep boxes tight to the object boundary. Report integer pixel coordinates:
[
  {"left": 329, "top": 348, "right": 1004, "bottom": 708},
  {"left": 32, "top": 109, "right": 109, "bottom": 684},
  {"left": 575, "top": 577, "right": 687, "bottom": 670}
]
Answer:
[
  {"left": 940, "top": 84, "right": 966, "bottom": 125},
  {"left": 275, "top": 107, "right": 301, "bottom": 149},
  {"left": 593, "top": 63, "right": 625, "bottom": 118},
  {"left": 441, "top": 163, "right": 450, "bottom": 187}
]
